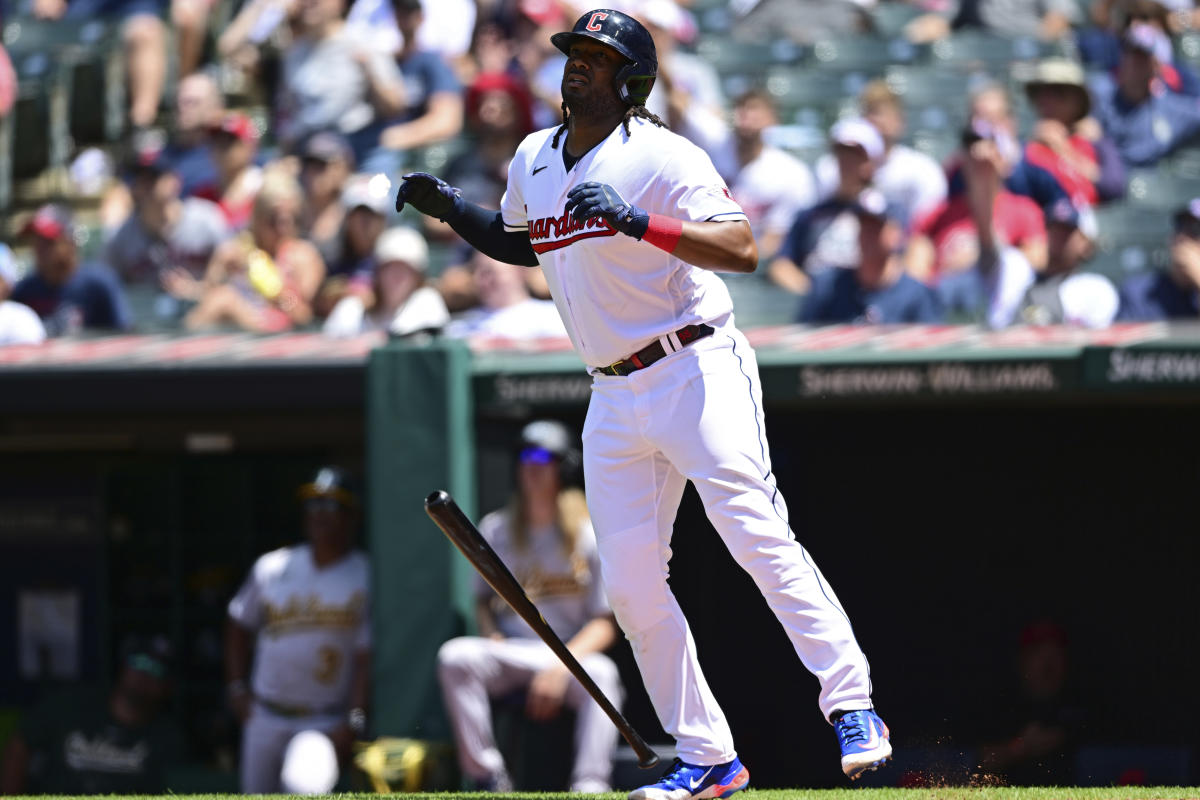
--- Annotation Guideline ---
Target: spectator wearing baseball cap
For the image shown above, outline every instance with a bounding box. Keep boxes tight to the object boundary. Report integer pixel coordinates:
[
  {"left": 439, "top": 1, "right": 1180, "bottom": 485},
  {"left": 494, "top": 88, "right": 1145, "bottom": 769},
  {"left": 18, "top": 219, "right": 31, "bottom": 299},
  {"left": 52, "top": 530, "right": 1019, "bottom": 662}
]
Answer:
[
  {"left": 206, "top": 112, "right": 264, "bottom": 230},
  {"left": 11, "top": 204, "right": 133, "bottom": 336},
  {"left": 1021, "top": 58, "right": 1126, "bottom": 205},
  {"left": 1017, "top": 199, "right": 1118, "bottom": 327},
  {"left": 798, "top": 189, "right": 944, "bottom": 325},
  {"left": 0, "top": 243, "right": 46, "bottom": 345},
  {"left": 1117, "top": 198, "right": 1200, "bottom": 319},
  {"left": 105, "top": 142, "right": 231, "bottom": 325},
  {"left": 768, "top": 117, "right": 884, "bottom": 295},
  {"left": 1091, "top": 22, "right": 1200, "bottom": 167},
  {"left": 300, "top": 132, "right": 357, "bottom": 267},
  {"left": 323, "top": 225, "right": 449, "bottom": 338},
  {"left": 315, "top": 173, "right": 393, "bottom": 318},
  {"left": 813, "top": 81, "right": 947, "bottom": 228},
  {"left": 0, "top": 633, "right": 185, "bottom": 794}
]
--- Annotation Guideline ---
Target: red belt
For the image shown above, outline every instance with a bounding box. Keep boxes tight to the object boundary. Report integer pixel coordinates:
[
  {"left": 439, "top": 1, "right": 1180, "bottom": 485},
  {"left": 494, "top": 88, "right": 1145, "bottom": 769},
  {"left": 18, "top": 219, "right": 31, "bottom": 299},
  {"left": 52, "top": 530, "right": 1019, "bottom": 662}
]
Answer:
[{"left": 596, "top": 324, "right": 715, "bottom": 376}]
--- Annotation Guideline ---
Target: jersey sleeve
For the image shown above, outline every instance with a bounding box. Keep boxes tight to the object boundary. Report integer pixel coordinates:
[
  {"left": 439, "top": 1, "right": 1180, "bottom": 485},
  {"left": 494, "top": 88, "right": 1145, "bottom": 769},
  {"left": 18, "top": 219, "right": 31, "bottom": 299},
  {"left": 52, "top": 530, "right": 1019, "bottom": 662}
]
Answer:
[
  {"left": 654, "top": 143, "right": 748, "bottom": 224},
  {"left": 227, "top": 558, "right": 265, "bottom": 630},
  {"left": 499, "top": 138, "right": 534, "bottom": 232}
]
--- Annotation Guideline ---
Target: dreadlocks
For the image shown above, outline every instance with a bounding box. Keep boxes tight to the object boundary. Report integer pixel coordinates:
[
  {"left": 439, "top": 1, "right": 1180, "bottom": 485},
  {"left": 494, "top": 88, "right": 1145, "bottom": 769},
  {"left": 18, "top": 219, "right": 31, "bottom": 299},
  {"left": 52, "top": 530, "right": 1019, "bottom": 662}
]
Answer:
[{"left": 550, "top": 101, "right": 668, "bottom": 149}]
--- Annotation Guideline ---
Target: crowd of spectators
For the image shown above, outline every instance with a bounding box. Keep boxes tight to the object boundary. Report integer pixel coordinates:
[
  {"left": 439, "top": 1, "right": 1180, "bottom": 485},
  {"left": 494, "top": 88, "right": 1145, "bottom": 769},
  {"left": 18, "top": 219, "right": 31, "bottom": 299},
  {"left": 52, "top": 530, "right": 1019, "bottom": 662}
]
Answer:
[{"left": 2, "top": 0, "right": 1200, "bottom": 348}]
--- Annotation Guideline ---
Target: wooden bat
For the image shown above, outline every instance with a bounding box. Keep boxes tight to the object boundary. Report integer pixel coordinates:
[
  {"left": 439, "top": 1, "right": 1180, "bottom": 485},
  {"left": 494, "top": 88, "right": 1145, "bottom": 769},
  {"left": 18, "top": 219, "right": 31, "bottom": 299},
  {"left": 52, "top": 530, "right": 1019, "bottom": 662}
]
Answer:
[{"left": 424, "top": 489, "right": 661, "bottom": 769}]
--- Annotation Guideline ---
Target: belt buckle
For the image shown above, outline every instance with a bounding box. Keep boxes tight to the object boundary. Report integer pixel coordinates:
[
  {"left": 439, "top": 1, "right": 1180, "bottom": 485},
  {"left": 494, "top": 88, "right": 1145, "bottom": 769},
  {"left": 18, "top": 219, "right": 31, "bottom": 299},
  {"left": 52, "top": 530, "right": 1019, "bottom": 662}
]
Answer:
[{"left": 602, "top": 360, "right": 624, "bottom": 376}]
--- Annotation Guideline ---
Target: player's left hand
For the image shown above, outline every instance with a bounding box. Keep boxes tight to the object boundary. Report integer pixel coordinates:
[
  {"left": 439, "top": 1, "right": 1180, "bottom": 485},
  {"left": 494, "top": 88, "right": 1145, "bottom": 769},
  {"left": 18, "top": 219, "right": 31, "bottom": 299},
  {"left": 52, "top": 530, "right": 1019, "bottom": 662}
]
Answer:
[
  {"left": 565, "top": 182, "right": 649, "bottom": 239},
  {"left": 525, "top": 664, "right": 570, "bottom": 720}
]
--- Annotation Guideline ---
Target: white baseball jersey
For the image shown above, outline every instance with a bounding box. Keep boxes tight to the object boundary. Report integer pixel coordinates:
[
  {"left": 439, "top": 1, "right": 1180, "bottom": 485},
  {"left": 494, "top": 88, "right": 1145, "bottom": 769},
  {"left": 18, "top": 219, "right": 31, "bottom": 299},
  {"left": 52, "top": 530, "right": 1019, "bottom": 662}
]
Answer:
[
  {"left": 500, "top": 118, "right": 748, "bottom": 367},
  {"left": 475, "top": 510, "right": 609, "bottom": 642},
  {"left": 228, "top": 544, "right": 370, "bottom": 711}
]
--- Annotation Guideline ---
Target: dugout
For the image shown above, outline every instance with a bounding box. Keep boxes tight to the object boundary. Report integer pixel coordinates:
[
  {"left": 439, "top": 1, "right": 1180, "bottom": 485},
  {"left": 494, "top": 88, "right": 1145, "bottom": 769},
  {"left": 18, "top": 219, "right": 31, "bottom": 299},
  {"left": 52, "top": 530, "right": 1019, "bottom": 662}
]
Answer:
[
  {"left": 1, "top": 323, "right": 1198, "bottom": 790},
  {"left": 369, "top": 322, "right": 1200, "bottom": 789}
]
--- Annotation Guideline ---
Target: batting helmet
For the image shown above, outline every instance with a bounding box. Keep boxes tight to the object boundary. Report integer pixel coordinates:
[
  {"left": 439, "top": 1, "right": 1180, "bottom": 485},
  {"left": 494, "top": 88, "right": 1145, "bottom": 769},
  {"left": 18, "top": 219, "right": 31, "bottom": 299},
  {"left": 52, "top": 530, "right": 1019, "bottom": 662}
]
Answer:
[
  {"left": 297, "top": 465, "right": 360, "bottom": 510},
  {"left": 551, "top": 9, "right": 657, "bottom": 106}
]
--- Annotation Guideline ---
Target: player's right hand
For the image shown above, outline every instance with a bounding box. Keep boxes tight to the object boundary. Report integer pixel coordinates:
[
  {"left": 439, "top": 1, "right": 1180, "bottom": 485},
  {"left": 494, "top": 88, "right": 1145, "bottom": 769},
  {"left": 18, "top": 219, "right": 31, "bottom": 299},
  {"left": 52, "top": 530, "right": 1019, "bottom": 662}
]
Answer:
[{"left": 396, "top": 172, "right": 462, "bottom": 220}]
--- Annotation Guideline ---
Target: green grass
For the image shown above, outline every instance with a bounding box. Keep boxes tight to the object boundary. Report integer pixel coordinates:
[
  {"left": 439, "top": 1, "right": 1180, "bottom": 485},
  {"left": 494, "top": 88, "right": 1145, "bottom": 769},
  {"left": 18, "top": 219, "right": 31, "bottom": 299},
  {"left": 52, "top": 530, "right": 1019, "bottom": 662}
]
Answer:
[{"left": 14, "top": 791, "right": 1200, "bottom": 800}]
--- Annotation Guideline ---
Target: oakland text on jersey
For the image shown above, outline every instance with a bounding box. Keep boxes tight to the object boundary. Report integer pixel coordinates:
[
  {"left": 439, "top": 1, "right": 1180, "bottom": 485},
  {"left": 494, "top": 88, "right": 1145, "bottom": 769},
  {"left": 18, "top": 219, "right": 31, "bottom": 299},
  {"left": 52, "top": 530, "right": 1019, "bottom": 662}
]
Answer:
[
  {"left": 527, "top": 207, "right": 619, "bottom": 254},
  {"left": 262, "top": 591, "right": 366, "bottom": 634}
]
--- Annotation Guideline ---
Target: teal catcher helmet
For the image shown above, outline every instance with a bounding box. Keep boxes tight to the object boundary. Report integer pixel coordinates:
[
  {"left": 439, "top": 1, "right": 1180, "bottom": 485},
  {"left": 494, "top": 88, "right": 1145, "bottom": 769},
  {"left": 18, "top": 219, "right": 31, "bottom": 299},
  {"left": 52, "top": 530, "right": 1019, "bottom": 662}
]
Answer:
[{"left": 551, "top": 9, "right": 658, "bottom": 106}]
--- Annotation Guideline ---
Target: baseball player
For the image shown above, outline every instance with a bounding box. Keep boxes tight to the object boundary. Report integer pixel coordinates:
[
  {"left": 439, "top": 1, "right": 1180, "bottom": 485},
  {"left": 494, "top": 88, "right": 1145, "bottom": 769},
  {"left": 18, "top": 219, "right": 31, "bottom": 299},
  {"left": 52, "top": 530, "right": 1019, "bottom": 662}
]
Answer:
[
  {"left": 225, "top": 466, "right": 370, "bottom": 793},
  {"left": 437, "top": 420, "right": 623, "bottom": 793},
  {"left": 397, "top": 10, "right": 892, "bottom": 798}
]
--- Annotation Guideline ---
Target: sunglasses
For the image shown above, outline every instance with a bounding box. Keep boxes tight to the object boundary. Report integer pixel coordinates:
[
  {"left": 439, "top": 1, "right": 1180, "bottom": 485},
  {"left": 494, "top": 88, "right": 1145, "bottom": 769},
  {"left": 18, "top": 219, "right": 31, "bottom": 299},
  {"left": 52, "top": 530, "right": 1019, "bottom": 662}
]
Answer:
[{"left": 519, "top": 447, "right": 558, "bottom": 465}]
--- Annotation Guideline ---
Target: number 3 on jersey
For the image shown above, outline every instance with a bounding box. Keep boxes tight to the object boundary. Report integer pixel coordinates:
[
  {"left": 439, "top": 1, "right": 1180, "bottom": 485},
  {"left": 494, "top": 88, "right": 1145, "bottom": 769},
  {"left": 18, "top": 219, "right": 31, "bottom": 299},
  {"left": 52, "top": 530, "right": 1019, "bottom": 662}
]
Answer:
[{"left": 314, "top": 644, "right": 343, "bottom": 685}]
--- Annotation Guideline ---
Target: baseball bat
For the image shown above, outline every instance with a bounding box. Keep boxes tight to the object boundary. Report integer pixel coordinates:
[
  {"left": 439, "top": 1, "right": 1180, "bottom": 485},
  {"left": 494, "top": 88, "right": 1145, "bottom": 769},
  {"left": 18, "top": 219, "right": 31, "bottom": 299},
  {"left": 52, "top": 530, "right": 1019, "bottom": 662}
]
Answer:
[{"left": 424, "top": 489, "right": 661, "bottom": 769}]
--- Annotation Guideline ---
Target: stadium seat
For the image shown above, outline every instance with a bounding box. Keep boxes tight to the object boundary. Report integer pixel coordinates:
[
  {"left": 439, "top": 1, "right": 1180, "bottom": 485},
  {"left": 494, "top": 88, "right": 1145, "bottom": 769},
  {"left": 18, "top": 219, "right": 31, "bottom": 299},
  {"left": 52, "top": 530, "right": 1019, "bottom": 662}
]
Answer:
[
  {"left": 1087, "top": 204, "right": 1173, "bottom": 280},
  {"left": 764, "top": 66, "right": 869, "bottom": 122},
  {"left": 1177, "top": 32, "right": 1200, "bottom": 72},
  {"left": 928, "top": 30, "right": 1045, "bottom": 71},
  {"left": 695, "top": 37, "right": 807, "bottom": 72},
  {"left": 1125, "top": 168, "right": 1199, "bottom": 209},
  {"left": 868, "top": 1, "right": 924, "bottom": 38},
  {"left": 809, "top": 35, "right": 919, "bottom": 70},
  {"left": 722, "top": 273, "right": 800, "bottom": 326},
  {"left": 3, "top": 18, "right": 124, "bottom": 147}
]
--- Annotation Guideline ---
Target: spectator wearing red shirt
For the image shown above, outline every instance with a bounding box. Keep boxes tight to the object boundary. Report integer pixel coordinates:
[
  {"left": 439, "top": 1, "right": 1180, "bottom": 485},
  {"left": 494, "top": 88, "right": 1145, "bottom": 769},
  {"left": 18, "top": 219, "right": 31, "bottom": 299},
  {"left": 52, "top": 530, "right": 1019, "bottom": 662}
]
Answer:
[
  {"left": 908, "top": 119, "right": 1047, "bottom": 286},
  {"left": 1021, "top": 58, "right": 1126, "bottom": 205},
  {"left": 205, "top": 112, "right": 264, "bottom": 230}
]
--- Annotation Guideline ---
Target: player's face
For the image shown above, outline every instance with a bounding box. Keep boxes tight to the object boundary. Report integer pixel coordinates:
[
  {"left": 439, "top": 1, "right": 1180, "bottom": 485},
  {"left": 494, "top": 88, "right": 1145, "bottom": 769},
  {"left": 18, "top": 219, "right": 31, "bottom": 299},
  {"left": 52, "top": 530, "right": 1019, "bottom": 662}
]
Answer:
[
  {"left": 519, "top": 459, "right": 561, "bottom": 502},
  {"left": 561, "top": 38, "right": 626, "bottom": 116},
  {"left": 304, "top": 498, "right": 354, "bottom": 554}
]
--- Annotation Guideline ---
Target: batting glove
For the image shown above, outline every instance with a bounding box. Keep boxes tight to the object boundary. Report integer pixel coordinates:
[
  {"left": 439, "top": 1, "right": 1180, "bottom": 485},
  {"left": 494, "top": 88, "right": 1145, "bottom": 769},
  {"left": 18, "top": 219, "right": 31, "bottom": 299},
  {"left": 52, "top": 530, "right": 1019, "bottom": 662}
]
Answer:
[
  {"left": 564, "top": 182, "right": 650, "bottom": 239},
  {"left": 396, "top": 172, "right": 463, "bottom": 220}
]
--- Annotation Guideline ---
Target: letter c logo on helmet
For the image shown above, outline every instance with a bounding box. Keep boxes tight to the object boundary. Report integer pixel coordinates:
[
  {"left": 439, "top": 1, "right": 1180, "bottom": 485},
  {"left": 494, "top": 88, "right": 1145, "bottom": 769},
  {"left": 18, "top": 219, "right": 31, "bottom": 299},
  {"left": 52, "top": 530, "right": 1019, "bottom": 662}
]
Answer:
[{"left": 551, "top": 8, "right": 658, "bottom": 107}]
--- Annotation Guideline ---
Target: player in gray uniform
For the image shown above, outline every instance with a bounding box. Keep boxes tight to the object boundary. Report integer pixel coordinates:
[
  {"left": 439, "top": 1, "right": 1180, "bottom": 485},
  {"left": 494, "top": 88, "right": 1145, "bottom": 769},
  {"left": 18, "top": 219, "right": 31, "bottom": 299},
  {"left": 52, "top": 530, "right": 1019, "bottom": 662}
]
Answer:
[
  {"left": 436, "top": 421, "right": 623, "bottom": 793},
  {"left": 225, "top": 466, "right": 371, "bottom": 793}
]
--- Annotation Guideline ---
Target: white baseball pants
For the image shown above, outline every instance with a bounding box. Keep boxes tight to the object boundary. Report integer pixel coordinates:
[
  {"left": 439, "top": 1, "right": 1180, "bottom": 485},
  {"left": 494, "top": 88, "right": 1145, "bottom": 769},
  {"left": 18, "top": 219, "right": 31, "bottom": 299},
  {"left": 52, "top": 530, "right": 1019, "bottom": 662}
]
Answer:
[
  {"left": 239, "top": 704, "right": 342, "bottom": 793},
  {"left": 582, "top": 322, "right": 874, "bottom": 766},
  {"left": 436, "top": 635, "right": 623, "bottom": 791}
]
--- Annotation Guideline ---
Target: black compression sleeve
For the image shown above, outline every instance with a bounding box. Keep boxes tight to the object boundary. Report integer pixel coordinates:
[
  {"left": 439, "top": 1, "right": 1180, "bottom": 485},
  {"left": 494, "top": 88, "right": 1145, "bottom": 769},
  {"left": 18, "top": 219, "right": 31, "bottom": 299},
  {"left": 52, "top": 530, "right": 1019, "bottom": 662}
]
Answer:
[{"left": 447, "top": 200, "right": 539, "bottom": 267}]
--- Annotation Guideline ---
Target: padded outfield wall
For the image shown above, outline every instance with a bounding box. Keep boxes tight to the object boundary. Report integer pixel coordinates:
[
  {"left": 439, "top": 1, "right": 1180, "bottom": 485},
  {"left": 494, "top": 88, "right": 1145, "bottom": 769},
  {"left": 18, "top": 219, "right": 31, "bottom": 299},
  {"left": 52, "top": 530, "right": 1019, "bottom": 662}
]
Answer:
[{"left": 368, "top": 323, "right": 1200, "bottom": 788}]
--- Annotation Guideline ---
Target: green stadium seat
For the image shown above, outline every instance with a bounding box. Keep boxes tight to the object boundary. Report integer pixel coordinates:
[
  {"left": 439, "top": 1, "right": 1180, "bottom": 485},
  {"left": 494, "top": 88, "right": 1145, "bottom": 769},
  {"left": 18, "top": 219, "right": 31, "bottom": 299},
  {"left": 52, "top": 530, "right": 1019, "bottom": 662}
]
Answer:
[
  {"left": 810, "top": 35, "right": 919, "bottom": 70},
  {"left": 722, "top": 273, "right": 800, "bottom": 326},
  {"left": 694, "top": 37, "right": 807, "bottom": 72},
  {"left": 1177, "top": 32, "right": 1200, "bottom": 71},
  {"left": 1087, "top": 204, "right": 1173, "bottom": 280},
  {"left": 1125, "top": 168, "right": 1199, "bottom": 209},
  {"left": 928, "top": 30, "right": 1045, "bottom": 71},
  {"left": 869, "top": 1, "right": 924, "bottom": 37},
  {"left": 764, "top": 66, "right": 868, "bottom": 121}
]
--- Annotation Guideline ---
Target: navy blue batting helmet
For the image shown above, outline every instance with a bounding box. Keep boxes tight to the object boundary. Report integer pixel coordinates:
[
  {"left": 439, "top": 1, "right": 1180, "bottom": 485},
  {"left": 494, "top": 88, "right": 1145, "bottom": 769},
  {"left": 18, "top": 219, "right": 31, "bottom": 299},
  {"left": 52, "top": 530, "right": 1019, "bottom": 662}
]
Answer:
[{"left": 551, "top": 9, "right": 657, "bottom": 106}]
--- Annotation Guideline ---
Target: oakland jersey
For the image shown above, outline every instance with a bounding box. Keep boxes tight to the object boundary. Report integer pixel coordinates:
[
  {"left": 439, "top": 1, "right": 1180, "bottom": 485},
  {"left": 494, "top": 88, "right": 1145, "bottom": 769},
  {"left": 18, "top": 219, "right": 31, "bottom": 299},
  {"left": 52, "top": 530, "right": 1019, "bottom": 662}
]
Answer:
[{"left": 228, "top": 543, "right": 370, "bottom": 712}]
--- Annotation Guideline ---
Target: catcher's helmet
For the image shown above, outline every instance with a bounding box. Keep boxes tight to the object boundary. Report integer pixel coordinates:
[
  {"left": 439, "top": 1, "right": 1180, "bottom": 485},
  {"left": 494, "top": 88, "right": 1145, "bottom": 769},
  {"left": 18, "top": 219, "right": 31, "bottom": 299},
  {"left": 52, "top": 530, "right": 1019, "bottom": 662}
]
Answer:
[
  {"left": 298, "top": 465, "right": 360, "bottom": 510},
  {"left": 551, "top": 9, "right": 657, "bottom": 106}
]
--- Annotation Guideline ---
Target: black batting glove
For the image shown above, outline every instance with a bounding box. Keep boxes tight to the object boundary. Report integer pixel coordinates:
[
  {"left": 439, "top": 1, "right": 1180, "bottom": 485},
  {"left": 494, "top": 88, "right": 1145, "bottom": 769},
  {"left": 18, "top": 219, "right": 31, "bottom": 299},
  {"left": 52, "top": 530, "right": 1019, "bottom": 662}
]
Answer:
[
  {"left": 396, "top": 172, "right": 463, "bottom": 220},
  {"left": 564, "top": 182, "right": 650, "bottom": 239}
]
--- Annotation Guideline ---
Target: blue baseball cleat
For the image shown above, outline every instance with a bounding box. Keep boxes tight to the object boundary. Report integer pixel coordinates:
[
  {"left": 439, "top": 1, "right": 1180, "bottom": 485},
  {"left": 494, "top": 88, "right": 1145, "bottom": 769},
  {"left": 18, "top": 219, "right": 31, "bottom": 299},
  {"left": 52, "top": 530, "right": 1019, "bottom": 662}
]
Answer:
[
  {"left": 833, "top": 708, "right": 892, "bottom": 779},
  {"left": 627, "top": 757, "right": 750, "bottom": 800}
]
